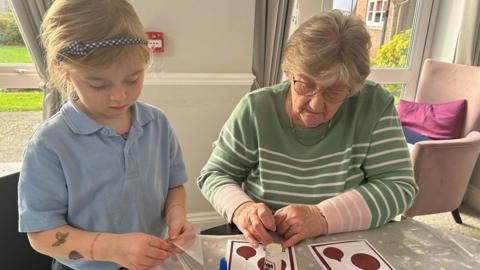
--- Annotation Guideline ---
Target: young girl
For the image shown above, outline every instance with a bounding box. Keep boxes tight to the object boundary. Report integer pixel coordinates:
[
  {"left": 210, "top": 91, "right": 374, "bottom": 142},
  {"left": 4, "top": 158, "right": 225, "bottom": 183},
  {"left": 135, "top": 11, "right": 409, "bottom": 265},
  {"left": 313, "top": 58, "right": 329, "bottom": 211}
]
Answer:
[{"left": 17, "top": 1, "right": 193, "bottom": 269}]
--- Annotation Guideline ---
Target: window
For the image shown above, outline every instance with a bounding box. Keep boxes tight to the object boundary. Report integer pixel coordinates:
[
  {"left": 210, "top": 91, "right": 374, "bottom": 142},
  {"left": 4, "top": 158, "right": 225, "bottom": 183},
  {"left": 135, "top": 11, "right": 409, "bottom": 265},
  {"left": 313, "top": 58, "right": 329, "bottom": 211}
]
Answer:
[
  {"left": 365, "top": 0, "right": 435, "bottom": 101},
  {"left": 0, "top": 1, "right": 42, "bottom": 171},
  {"left": 0, "top": 0, "right": 8, "bottom": 12},
  {"left": 366, "top": 0, "right": 388, "bottom": 27},
  {"left": 0, "top": 0, "right": 39, "bottom": 89},
  {"left": 294, "top": 0, "right": 436, "bottom": 101}
]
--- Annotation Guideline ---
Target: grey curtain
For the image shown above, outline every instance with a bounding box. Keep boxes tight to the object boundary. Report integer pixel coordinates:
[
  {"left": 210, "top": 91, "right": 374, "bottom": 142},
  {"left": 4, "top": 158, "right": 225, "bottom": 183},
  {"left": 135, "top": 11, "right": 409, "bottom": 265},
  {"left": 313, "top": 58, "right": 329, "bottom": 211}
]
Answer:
[
  {"left": 251, "top": 0, "right": 294, "bottom": 90},
  {"left": 454, "top": 0, "right": 480, "bottom": 66},
  {"left": 10, "top": 0, "right": 61, "bottom": 120}
]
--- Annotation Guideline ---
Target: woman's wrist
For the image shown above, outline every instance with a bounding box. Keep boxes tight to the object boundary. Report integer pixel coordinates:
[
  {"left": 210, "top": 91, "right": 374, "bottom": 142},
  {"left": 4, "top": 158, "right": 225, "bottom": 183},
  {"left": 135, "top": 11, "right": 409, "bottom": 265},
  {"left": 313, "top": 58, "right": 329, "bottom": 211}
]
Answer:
[
  {"left": 232, "top": 201, "right": 254, "bottom": 223},
  {"left": 317, "top": 207, "right": 329, "bottom": 236}
]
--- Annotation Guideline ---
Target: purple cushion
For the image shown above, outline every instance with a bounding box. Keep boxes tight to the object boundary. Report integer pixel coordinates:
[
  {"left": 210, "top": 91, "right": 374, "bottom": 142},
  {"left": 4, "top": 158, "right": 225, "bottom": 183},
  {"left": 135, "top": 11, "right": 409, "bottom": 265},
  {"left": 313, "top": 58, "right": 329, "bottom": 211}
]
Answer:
[{"left": 398, "top": 99, "right": 467, "bottom": 139}]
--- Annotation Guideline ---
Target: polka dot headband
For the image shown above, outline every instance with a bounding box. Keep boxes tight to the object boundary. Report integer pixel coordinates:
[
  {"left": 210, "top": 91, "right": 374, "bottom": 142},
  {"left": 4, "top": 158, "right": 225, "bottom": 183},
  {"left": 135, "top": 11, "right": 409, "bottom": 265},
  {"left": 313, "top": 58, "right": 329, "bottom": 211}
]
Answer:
[{"left": 57, "top": 37, "right": 149, "bottom": 61}]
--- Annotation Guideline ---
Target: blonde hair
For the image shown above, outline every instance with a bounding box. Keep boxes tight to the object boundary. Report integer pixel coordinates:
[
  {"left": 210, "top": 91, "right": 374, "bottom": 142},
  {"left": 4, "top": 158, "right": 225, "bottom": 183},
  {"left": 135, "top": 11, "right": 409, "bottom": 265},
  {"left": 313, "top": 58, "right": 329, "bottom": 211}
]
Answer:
[
  {"left": 41, "top": 0, "right": 151, "bottom": 98},
  {"left": 282, "top": 10, "right": 372, "bottom": 95}
]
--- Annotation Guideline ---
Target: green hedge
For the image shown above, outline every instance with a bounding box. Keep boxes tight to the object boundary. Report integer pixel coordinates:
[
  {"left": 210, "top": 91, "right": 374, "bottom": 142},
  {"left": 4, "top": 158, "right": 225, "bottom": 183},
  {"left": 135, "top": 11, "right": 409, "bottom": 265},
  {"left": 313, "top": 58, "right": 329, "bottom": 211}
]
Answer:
[
  {"left": 371, "top": 29, "right": 412, "bottom": 96},
  {"left": 372, "top": 29, "right": 412, "bottom": 68},
  {"left": 0, "top": 12, "right": 23, "bottom": 45}
]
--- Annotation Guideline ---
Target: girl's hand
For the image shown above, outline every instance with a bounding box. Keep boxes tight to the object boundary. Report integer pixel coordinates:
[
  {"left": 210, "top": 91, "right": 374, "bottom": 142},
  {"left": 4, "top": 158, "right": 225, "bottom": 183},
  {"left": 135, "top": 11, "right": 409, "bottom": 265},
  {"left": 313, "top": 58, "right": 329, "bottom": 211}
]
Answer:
[
  {"left": 274, "top": 204, "right": 328, "bottom": 248},
  {"left": 167, "top": 217, "right": 196, "bottom": 253},
  {"left": 232, "top": 202, "right": 276, "bottom": 247},
  {"left": 113, "top": 232, "right": 172, "bottom": 270}
]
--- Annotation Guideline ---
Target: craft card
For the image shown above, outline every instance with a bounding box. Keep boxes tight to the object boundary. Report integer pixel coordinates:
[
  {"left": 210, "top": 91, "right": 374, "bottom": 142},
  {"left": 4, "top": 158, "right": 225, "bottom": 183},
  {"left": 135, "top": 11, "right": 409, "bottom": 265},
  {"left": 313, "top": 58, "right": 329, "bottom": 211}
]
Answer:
[
  {"left": 308, "top": 239, "right": 395, "bottom": 270},
  {"left": 226, "top": 240, "right": 297, "bottom": 270}
]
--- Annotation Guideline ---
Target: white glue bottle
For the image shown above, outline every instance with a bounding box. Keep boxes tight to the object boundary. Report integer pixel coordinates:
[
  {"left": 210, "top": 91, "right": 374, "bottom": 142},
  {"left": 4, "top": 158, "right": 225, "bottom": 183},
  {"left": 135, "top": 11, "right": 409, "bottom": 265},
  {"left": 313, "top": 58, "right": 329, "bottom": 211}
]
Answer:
[{"left": 264, "top": 243, "right": 283, "bottom": 270}]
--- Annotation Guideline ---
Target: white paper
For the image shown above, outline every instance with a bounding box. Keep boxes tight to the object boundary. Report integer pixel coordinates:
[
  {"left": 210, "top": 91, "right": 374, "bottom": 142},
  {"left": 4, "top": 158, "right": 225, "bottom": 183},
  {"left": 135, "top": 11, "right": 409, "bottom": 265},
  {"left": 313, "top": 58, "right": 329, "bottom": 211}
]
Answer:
[
  {"left": 170, "top": 231, "right": 204, "bottom": 270},
  {"left": 225, "top": 240, "right": 297, "bottom": 270},
  {"left": 308, "top": 239, "right": 395, "bottom": 270}
]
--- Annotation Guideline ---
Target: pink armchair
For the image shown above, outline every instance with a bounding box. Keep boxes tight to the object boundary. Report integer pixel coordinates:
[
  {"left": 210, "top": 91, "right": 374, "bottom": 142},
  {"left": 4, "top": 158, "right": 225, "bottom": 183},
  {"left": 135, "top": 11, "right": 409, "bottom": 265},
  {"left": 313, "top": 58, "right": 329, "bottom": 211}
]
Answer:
[{"left": 404, "top": 59, "right": 480, "bottom": 223}]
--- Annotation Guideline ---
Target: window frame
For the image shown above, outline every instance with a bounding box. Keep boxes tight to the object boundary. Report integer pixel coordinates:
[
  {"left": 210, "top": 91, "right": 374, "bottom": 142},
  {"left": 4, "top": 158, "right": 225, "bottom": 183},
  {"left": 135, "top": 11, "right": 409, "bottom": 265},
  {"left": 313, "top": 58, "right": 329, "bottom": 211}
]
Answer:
[
  {"left": 366, "top": 0, "right": 388, "bottom": 27},
  {"left": 0, "top": 64, "right": 40, "bottom": 89},
  {"left": 0, "top": 4, "right": 40, "bottom": 89},
  {"left": 0, "top": 0, "right": 8, "bottom": 12},
  {"left": 367, "top": 0, "right": 437, "bottom": 100}
]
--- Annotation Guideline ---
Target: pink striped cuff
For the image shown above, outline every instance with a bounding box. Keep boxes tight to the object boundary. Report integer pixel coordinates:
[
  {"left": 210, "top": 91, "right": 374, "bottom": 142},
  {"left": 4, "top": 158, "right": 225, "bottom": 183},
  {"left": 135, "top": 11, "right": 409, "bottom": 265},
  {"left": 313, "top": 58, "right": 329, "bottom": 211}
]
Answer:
[
  {"left": 213, "top": 184, "right": 254, "bottom": 222},
  {"left": 317, "top": 189, "right": 372, "bottom": 234}
]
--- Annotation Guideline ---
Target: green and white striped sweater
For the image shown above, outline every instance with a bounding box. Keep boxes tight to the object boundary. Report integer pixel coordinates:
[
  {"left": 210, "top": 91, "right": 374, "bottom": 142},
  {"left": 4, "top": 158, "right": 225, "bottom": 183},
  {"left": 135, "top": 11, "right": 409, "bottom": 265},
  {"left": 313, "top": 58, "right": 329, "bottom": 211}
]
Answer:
[{"left": 197, "top": 80, "right": 418, "bottom": 234}]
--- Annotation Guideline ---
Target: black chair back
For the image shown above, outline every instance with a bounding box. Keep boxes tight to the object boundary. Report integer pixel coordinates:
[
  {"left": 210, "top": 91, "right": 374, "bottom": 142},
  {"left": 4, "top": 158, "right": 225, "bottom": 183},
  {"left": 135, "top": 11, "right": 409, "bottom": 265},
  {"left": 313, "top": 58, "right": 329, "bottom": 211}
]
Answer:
[{"left": 0, "top": 172, "right": 52, "bottom": 269}]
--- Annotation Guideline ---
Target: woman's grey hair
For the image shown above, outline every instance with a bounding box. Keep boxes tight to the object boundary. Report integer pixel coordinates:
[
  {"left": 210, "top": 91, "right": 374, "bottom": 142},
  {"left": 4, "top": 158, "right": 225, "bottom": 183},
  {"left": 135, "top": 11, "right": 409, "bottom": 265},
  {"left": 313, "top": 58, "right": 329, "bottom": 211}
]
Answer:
[{"left": 282, "top": 10, "right": 372, "bottom": 95}]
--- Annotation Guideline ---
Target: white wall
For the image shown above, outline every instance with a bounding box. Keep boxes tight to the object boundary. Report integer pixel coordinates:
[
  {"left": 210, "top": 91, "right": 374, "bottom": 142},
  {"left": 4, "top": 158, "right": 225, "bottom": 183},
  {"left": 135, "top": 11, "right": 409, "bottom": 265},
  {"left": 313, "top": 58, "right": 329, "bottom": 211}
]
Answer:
[
  {"left": 140, "top": 82, "right": 251, "bottom": 215},
  {"left": 130, "top": 0, "right": 256, "bottom": 216},
  {"left": 132, "top": 0, "right": 254, "bottom": 73}
]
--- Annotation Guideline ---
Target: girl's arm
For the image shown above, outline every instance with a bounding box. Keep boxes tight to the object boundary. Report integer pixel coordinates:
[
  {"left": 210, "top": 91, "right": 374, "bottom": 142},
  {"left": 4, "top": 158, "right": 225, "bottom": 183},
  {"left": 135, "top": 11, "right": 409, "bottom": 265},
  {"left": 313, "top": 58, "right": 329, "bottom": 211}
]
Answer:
[
  {"left": 165, "top": 185, "right": 186, "bottom": 220},
  {"left": 164, "top": 185, "right": 194, "bottom": 241},
  {"left": 27, "top": 224, "right": 172, "bottom": 269}
]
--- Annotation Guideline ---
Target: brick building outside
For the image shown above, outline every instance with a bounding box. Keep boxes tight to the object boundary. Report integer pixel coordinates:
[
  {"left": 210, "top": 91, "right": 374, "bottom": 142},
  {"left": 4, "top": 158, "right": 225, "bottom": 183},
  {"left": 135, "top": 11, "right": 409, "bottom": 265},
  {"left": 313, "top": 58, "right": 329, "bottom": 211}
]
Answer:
[
  {"left": 354, "top": 0, "right": 416, "bottom": 57},
  {"left": 0, "top": 0, "right": 9, "bottom": 12}
]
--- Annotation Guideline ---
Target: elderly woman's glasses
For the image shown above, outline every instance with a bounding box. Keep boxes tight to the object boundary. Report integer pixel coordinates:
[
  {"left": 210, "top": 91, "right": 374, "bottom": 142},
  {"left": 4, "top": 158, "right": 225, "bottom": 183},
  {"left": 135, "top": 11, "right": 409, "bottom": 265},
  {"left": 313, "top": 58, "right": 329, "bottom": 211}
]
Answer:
[{"left": 292, "top": 76, "right": 349, "bottom": 103}]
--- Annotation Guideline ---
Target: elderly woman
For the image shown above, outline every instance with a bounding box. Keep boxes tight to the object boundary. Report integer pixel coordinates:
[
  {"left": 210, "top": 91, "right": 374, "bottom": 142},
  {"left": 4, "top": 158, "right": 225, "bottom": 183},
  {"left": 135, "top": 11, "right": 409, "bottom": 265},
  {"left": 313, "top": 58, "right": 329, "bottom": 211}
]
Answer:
[{"left": 197, "top": 10, "right": 418, "bottom": 248}]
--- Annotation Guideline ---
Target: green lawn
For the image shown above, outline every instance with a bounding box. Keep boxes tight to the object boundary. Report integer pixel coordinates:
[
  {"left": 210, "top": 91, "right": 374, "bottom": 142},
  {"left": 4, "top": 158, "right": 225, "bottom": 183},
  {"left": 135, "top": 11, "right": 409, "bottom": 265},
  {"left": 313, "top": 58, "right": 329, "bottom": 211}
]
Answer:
[
  {"left": 0, "top": 45, "right": 32, "bottom": 63},
  {"left": 0, "top": 90, "right": 43, "bottom": 111}
]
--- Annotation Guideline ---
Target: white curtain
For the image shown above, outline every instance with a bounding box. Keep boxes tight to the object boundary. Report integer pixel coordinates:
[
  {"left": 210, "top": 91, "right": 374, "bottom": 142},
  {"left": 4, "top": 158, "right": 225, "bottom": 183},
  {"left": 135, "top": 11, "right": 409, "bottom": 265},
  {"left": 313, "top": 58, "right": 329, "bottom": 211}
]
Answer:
[
  {"left": 10, "top": 0, "right": 61, "bottom": 120},
  {"left": 251, "top": 0, "right": 295, "bottom": 89},
  {"left": 454, "top": 0, "right": 480, "bottom": 66}
]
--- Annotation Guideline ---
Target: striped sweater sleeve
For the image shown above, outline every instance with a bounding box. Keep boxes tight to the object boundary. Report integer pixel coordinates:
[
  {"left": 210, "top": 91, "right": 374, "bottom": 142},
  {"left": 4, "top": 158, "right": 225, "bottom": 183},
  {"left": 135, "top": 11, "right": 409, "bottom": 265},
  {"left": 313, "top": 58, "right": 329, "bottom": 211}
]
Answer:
[
  {"left": 197, "top": 96, "right": 257, "bottom": 221},
  {"left": 318, "top": 98, "right": 418, "bottom": 234}
]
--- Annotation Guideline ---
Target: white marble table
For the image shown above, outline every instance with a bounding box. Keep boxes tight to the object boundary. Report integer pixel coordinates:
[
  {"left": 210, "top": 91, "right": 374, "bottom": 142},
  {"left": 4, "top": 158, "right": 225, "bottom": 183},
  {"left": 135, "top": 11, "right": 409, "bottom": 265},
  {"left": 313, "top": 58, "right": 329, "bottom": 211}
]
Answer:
[{"left": 158, "top": 218, "right": 480, "bottom": 269}]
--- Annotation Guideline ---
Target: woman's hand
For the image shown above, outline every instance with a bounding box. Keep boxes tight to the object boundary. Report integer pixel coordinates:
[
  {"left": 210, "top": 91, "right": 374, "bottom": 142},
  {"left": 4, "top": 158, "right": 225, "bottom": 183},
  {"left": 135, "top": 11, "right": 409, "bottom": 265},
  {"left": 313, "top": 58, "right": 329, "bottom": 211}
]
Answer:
[
  {"left": 232, "top": 202, "right": 276, "bottom": 247},
  {"left": 112, "top": 232, "right": 172, "bottom": 270},
  {"left": 274, "top": 204, "right": 328, "bottom": 248}
]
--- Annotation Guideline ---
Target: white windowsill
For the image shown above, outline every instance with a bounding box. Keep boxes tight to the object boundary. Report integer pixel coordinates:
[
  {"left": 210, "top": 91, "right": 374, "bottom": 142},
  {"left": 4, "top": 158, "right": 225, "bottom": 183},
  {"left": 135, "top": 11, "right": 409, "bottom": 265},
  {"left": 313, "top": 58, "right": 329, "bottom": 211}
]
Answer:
[{"left": 0, "top": 162, "right": 21, "bottom": 178}]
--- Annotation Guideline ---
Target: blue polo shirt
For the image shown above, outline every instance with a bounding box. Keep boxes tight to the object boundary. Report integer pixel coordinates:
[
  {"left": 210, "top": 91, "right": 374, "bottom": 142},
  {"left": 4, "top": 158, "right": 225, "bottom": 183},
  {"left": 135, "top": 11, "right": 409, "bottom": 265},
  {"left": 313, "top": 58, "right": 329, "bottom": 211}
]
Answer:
[{"left": 18, "top": 101, "right": 188, "bottom": 270}]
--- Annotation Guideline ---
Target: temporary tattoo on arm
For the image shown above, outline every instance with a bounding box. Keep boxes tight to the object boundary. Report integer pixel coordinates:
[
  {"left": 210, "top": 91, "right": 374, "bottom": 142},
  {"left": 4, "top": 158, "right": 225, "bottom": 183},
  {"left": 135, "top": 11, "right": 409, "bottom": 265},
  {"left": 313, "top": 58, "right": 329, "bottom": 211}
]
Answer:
[
  {"left": 69, "top": 251, "right": 84, "bottom": 260},
  {"left": 52, "top": 232, "right": 69, "bottom": 247}
]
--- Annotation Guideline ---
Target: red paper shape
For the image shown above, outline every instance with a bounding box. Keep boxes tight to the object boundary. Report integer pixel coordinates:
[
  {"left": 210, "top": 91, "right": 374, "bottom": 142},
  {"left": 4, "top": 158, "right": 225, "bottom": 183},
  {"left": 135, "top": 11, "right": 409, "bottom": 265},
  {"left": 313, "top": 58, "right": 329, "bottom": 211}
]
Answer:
[
  {"left": 351, "top": 253, "right": 381, "bottom": 270},
  {"left": 237, "top": 246, "right": 256, "bottom": 260},
  {"left": 323, "top": 247, "right": 344, "bottom": 262}
]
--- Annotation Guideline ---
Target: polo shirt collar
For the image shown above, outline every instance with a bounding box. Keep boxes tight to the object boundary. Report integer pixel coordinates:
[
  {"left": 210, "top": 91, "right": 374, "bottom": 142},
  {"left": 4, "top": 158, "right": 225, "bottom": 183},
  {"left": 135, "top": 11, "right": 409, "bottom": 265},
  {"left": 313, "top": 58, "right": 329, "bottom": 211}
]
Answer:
[
  {"left": 61, "top": 101, "right": 155, "bottom": 135},
  {"left": 131, "top": 101, "right": 155, "bottom": 128}
]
